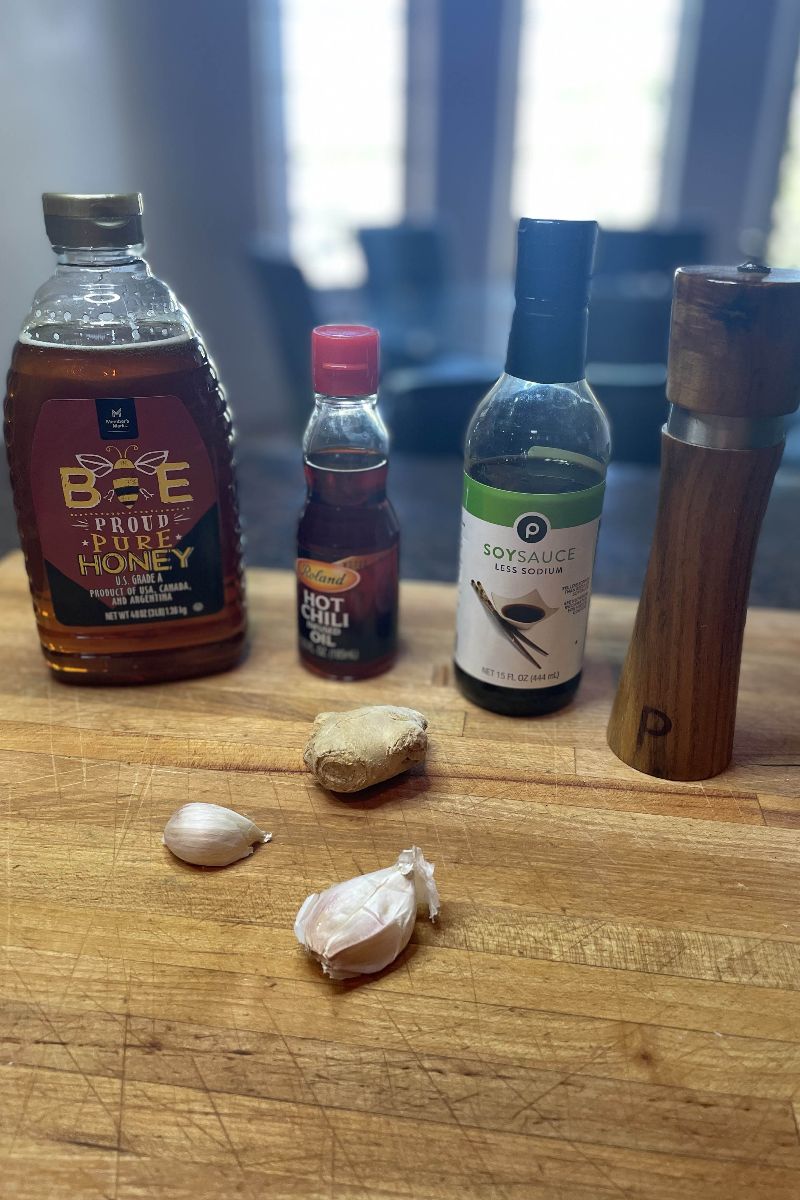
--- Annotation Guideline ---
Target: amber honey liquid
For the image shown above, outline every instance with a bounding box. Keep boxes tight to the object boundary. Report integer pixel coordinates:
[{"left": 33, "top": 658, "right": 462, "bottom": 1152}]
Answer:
[
  {"left": 297, "top": 447, "right": 399, "bottom": 680},
  {"left": 4, "top": 335, "right": 246, "bottom": 683}
]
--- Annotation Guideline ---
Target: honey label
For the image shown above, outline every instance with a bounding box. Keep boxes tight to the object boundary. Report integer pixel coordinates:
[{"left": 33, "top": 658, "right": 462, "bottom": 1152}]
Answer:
[{"left": 30, "top": 395, "right": 224, "bottom": 627}]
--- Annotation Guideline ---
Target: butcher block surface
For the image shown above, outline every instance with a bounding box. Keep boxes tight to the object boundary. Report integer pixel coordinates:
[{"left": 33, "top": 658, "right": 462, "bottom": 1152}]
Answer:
[{"left": 1, "top": 551, "right": 800, "bottom": 1199}]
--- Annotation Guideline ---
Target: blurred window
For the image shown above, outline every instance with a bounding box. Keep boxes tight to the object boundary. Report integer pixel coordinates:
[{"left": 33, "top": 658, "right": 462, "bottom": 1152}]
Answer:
[
  {"left": 512, "top": 0, "right": 683, "bottom": 226},
  {"left": 280, "top": 0, "right": 407, "bottom": 288},
  {"left": 769, "top": 54, "right": 800, "bottom": 266}
]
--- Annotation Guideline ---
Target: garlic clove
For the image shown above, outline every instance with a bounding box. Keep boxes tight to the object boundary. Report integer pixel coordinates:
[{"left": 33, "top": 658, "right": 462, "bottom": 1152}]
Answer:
[
  {"left": 294, "top": 846, "right": 439, "bottom": 979},
  {"left": 162, "top": 801, "right": 272, "bottom": 867}
]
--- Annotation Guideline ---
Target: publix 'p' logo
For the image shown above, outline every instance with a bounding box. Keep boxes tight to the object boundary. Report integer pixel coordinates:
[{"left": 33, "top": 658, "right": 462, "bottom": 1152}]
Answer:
[{"left": 515, "top": 512, "right": 549, "bottom": 544}]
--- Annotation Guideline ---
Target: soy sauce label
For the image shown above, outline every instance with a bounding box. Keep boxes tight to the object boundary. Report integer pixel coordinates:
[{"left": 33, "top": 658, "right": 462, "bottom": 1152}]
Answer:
[
  {"left": 455, "top": 473, "right": 605, "bottom": 689},
  {"left": 296, "top": 547, "right": 398, "bottom": 667},
  {"left": 30, "top": 396, "right": 224, "bottom": 627}
]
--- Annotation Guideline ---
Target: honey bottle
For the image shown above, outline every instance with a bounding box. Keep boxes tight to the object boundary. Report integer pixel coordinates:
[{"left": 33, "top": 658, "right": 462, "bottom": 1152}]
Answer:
[{"left": 4, "top": 193, "right": 246, "bottom": 683}]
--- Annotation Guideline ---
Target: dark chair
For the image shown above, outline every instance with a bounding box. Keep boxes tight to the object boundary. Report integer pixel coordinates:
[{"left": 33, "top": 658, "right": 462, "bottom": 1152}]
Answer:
[
  {"left": 588, "top": 226, "right": 707, "bottom": 463},
  {"left": 250, "top": 242, "right": 318, "bottom": 429},
  {"left": 382, "top": 360, "right": 499, "bottom": 455},
  {"left": 357, "top": 224, "right": 448, "bottom": 368},
  {"left": 586, "top": 363, "right": 668, "bottom": 465},
  {"left": 589, "top": 294, "right": 673, "bottom": 365},
  {"left": 594, "top": 227, "right": 707, "bottom": 279},
  {"left": 589, "top": 225, "right": 708, "bottom": 362}
]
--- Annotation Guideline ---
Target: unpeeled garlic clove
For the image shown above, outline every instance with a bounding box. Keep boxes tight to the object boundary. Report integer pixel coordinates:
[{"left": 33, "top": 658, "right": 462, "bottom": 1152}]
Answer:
[
  {"left": 163, "top": 802, "right": 272, "bottom": 867},
  {"left": 294, "top": 846, "right": 439, "bottom": 980}
]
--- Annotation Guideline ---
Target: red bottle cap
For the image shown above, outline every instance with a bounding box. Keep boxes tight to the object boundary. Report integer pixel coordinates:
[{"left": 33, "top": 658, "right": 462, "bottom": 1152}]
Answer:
[{"left": 312, "top": 324, "right": 379, "bottom": 397}]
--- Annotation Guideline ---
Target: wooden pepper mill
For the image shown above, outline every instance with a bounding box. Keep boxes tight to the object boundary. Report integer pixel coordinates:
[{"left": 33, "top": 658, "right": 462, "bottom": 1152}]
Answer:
[{"left": 607, "top": 262, "right": 800, "bottom": 781}]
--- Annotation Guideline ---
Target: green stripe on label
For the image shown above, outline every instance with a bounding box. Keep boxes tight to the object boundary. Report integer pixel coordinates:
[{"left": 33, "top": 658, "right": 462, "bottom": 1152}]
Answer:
[{"left": 462, "top": 473, "right": 606, "bottom": 528}]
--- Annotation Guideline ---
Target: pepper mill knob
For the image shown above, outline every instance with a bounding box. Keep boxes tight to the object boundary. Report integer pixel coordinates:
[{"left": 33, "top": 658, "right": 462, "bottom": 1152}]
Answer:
[
  {"left": 607, "top": 263, "right": 800, "bottom": 781},
  {"left": 667, "top": 262, "right": 800, "bottom": 418}
]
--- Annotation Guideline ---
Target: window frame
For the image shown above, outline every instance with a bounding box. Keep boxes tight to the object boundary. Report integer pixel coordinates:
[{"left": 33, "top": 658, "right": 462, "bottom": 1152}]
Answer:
[{"left": 252, "top": 0, "right": 800, "bottom": 293}]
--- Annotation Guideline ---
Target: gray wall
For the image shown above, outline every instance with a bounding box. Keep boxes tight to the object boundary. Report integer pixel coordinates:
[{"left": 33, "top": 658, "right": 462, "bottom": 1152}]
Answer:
[{"left": 0, "top": 0, "right": 286, "bottom": 433}]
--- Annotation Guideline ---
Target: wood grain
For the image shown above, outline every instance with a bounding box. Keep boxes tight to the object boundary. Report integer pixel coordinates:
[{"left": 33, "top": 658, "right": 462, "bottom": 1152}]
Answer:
[
  {"left": 1, "top": 551, "right": 800, "bottom": 1198},
  {"left": 666, "top": 265, "right": 800, "bottom": 419},
  {"left": 607, "top": 431, "right": 783, "bottom": 780}
]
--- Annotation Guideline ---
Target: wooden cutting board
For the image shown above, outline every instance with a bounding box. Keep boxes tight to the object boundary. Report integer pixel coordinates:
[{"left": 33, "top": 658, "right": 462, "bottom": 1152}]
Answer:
[{"left": 1, "top": 550, "right": 799, "bottom": 1199}]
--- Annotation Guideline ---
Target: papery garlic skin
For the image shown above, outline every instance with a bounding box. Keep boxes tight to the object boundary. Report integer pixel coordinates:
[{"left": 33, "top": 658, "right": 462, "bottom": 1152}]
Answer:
[
  {"left": 163, "top": 802, "right": 272, "bottom": 867},
  {"left": 294, "top": 846, "right": 439, "bottom": 979}
]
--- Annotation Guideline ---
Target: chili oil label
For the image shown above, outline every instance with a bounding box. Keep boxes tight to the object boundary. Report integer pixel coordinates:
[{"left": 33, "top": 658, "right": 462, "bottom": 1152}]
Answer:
[
  {"left": 296, "top": 547, "right": 398, "bottom": 667},
  {"left": 455, "top": 472, "right": 605, "bottom": 689},
  {"left": 30, "top": 396, "right": 224, "bottom": 627}
]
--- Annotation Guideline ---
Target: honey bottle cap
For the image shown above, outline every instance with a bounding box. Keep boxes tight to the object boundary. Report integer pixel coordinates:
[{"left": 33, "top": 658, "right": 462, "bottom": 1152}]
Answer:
[{"left": 42, "top": 193, "right": 144, "bottom": 251}]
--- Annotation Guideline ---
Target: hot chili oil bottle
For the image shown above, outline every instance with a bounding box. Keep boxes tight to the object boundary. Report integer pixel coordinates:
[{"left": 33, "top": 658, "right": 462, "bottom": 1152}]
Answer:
[
  {"left": 4, "top": 193, "right": 246, "bottom": 683},
  {"left": 454, "top": 219, "right": 610, "bottom": 715},
  {"left": 296, "top": 325, "right": 399, "bottom": 680}
]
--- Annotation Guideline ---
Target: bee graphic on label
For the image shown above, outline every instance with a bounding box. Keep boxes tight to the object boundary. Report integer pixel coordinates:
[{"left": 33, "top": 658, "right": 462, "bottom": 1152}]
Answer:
[{"left": 75, "top": 445, "right": 169, "bottom": 506}]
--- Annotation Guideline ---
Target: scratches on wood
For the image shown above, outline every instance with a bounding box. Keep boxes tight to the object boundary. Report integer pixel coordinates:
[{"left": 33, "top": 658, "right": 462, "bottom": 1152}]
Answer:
[{"left": 1, "top": 558, "right": 800, "bottom": 1197}]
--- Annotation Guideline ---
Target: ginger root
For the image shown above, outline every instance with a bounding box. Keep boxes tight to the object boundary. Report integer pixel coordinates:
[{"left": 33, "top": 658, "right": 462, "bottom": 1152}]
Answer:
[{"left": 304, "top": 705, "right": 428, "bottom": 793}]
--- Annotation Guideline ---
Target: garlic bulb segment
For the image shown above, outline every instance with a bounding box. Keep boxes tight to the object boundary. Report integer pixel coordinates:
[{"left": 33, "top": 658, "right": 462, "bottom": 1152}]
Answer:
[
  {"left": 294, "top": 846, "right": 439, "bottom": 979},
  {"left": 162, "top": 802, "right": 272, "bottom": 867}
]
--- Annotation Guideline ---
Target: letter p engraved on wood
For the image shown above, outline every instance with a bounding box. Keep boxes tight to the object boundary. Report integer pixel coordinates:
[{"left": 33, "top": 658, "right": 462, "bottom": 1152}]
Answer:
[{"left": 636, "top": 706, "right": 673, "bottom": 749}]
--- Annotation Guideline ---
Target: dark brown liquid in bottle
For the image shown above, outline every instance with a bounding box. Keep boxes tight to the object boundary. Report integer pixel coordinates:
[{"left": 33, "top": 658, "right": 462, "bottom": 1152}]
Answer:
[
  {"left": 455, "top": 454, "right": 604, "bottom": 716},
  {"left": 5, "top": 337, "right": 246, "bottom": 684},
  {"left": 297, "top": 447, "right": 399, "bottom": 680},
  {"left": 501, "top": 603, "right": 545, "bottom": 623}
]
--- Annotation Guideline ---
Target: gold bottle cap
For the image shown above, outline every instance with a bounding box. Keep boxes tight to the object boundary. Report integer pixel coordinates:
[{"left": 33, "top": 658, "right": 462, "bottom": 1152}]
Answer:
[
  {"left": 41, "top": 192, "right": 144, "bottom": 250},
  {"left": 667, "top": 263, "right": 800, "bottom": 419}
]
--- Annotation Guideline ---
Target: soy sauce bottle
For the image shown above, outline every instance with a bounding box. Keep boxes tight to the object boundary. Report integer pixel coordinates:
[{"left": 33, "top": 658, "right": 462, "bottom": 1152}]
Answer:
[
  {"left": 454, "top": 219, "right": 610, "bottom": 715},
  {"left": 296, "top": 325, "right": 399, "bottom": 679}
]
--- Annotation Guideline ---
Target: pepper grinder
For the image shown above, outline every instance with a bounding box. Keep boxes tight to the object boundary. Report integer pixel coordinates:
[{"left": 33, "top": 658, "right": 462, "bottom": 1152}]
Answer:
[{"left": 607, "top": 262, "right": 800, "bottom": 781}]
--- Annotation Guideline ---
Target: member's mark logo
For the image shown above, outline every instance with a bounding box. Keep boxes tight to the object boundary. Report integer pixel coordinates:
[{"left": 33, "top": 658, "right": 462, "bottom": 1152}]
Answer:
[{"left": 95, "top": 396, "right": 138, "bottom": 440}]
